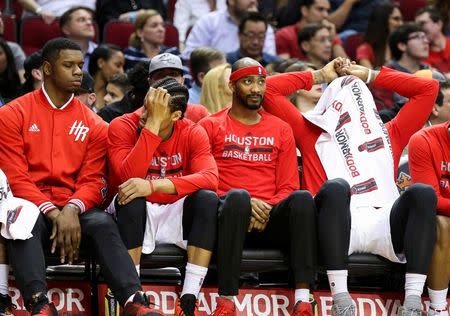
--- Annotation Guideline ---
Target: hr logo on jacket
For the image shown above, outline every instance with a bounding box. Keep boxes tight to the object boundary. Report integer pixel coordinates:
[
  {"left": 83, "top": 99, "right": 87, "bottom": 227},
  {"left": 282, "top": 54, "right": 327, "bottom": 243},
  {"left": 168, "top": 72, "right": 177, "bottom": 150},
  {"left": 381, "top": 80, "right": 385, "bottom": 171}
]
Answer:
[{"left": 69, "top": 120, "right": 90, "bottom": 142}]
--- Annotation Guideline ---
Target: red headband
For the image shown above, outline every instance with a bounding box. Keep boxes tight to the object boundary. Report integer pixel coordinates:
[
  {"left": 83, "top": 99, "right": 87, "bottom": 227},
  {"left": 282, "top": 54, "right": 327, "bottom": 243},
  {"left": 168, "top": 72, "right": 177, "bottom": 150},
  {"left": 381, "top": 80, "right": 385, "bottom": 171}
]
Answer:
[{"left": 229, "top": 66, "right": 266, "bottom": 82}]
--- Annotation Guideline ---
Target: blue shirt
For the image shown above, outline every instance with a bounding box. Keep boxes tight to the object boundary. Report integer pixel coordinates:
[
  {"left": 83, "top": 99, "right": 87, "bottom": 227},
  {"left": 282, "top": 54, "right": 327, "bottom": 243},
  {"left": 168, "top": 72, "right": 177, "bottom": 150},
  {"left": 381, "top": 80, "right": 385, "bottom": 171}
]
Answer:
[
  {"left": 226, "top": 50, "right": 281, "bottom": 68},
  {"left": 181, "top": 9, "right": 276, "bottom": 60},
  {"left": 83, "top": 41, "right": 98, "bottom": 72},
  {"left": 188, "top": 82, "right": 202, "bottom": 104}
]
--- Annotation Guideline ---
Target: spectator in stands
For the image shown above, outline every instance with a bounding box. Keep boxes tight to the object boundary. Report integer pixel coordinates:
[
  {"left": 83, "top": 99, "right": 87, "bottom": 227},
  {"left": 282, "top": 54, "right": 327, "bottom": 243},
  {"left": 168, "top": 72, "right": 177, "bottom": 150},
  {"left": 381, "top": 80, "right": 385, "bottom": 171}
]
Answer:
[
  {"left": 104, "top": 73, "right": 131, "bottom": 106},
  {"left": 200, "top": 63, "right": 232, "bottom": 113},
  {"left": 174, "top": 0, "right": 227, "bottom": 50},
  {"left": 75, "top": 71, "right": 97, "bottom": 111},
  {"left": 356, "top": 2, "right": 403, "bottom": 69},
  {"left": 98, "top": 61, "right": 149, "bottom": 123},
  {"left": 17, "top": 0, "right": 95, "bottom": 25},
  {"left": 89, "top": 44, "right": 125, "bottom": 111},
  {"left": 181, "top": 0, "right": 276, "bottom": 60},
  {"left": 298, "top": 24, "right": 333, "bottom": 69},
  {"left": 22, "top": 50, "right": 43, "bottom": 93},
  {"left": 262, "top": 58, "right": 438, "bottom": 316},
  {"left": 147, "top": 53, "right": 209, "bottom": 123},
  {"left": 428, "top": 0, "right": 450, "bottom": 35},
  {"left": 408, "top": 118, "right": 450, "bottom": 316},
  {"left": 107, "top": 77, "right": 219, "bottom": 316},
  {"left": 0, "top": 39, "right": 22, "bottom": 103},
  {"left": 226, "top": 12, "right": 281, "bottom": 68},
  {"left": 415, "top": 7, "right": 450, "bottom": 77},
  {"left": 189, "top": 47, "right": 226, "bottom": 104},
  {"left": 0, "top": 10, "right": 26, "bottom": 80},
  {"left": 275, "top": 0, "right": 347, "bottom": 60},
  {"left": 124, "top": 10, "right": 180, "bottom": 71},
  {"left": 0, "top": 37, "right": 164, "bottom": 316},
  {"left": 60, "top": 7, "right": 97, "bottom": 73},
  {"left": 199, "top": 58, "right": 320, "bottom": 316},
  {"left": 95, "top": 0, "right": 165, "bottom": 32},
  {"left": 428, "top": 80, "right": 450, "bottom": 126}
]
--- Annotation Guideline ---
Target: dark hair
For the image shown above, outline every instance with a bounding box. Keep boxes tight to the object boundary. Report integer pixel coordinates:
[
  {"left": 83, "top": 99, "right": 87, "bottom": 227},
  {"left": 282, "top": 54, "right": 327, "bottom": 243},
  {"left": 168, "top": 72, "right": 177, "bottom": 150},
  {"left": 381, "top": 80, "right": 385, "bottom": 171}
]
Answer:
[
  {"left": 364, "top": 2, "right": 401, "bottom": 68},
  {"left": 388, "top": 22, "right": 423, "bottom": 60},
  {"left": 22, "top": 50, "right": 43, "bottom": 93},
  {"left": 151, "top": 77, "right": 188, "bottom": 118},
  {"left": 88, "top": 44, "right": 122, "bottom": 76},
  {"left": 436, "top": 79, "right": 450, "bottom": 107},
  {"left": 0, "top": 39, "right": 21, "bottom": 100},
  {"left": 416, "top": 6, "right": 443, "bottom": 24},
  {"left": 108, "top": 73, "right": 132, "bottom": 94},
  {"left": 190, "top": 47, "right": 224, "bottom": 85},
  {"left": 300, "top": 0, "right": 316, "bottom": 19},
  {"left": 42, "top": 37, "right": 81, "bottom": 65},
  {"left": 297, "top": 23, "right": 327, "bottom": 54},
  {"left": 238, "top": 12, "right": 268, "bottom": 34},
  {"left": 60, "top": 6, "right": 94, "bottom": 30},
  {"left": 127, "top": 61, "right": 150, "bottom": 109}
]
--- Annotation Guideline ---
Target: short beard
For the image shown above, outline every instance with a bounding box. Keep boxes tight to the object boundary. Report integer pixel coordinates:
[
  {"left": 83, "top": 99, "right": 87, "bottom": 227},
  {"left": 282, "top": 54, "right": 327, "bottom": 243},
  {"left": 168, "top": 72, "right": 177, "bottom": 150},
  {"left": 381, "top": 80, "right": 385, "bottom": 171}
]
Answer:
[{"left": 237, "top": 93, "right": 262, "bottom": 110}]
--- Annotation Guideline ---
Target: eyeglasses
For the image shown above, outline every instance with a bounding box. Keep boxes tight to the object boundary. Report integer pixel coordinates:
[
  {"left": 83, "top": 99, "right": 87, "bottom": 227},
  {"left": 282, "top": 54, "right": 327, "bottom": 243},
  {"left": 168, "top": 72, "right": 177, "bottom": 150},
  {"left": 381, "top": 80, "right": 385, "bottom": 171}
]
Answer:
[
  {"left": 241, "top": 32, "right": 266, "bottom": 41},
  {"left": 408, "top": 33, "right": 428, "bottom": 41}
]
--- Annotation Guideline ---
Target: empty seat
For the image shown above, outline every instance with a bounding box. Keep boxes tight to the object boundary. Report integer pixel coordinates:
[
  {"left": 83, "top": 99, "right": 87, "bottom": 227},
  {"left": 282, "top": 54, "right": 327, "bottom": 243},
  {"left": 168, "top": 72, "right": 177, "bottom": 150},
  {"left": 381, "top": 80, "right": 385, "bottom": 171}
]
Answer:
[
  {"left": 20, "top": 16, "right": 62, "bottom": 55},
  {"left": 345, "top": 33, "right": 364, "bottom": 61},
  {"left": 2, "top": 14, "right": 16, "bottom": 42}
]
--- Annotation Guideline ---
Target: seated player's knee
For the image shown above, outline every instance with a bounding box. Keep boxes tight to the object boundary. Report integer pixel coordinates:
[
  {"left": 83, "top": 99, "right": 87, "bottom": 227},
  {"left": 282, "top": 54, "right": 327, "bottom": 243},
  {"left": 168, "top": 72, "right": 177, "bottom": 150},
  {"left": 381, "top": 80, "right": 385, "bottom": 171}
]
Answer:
[
  {"left": 288, "top": 190, "right": 315, "bottom": 217},
  {"left": 222, "top": 189, "right": 251, "bottom": 218},
  {"left": 322, "top": 178, "right": 351, "bottom": 197},
  {"left": 192, "top": 190, "right": 219, "bottom": 226},
  {"left": 406, "top": 183, "right": 437, "bottom": 213},
  {"left": 116, "top": 196, "right": 146, "bottom": 219}
]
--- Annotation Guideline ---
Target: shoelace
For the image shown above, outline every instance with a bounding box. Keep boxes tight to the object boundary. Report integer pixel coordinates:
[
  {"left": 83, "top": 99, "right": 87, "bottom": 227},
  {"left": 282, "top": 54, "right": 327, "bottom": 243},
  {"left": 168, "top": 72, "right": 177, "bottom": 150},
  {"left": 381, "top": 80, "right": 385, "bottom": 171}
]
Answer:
[
  {"left": 336, "top": 304, "right": 355, "bottom": 316},
  {"left": 403, "top": 308, "right": 426, "bottom": 316}
]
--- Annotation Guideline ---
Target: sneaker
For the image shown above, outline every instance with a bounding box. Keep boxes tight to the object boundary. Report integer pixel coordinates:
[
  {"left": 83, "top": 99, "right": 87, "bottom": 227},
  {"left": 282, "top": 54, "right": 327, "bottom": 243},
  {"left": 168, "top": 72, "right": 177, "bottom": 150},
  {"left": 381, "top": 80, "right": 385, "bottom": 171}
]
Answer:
[
  {"left": 331, "top": 293, "right": 355, "bottom": 316},
  {"left": 29, "top": 293, "right": 57, "bottom": 316},
  {"left": 210, "top": 297, "right": 236, "bottom": 316},
  {"left": 293, "top": 301, "right": 313, "bottom": 316},
  {"left": 0, "top": 293, "right": 15, "bottom": 315},
  {"left": 398, "top": 295, "right": 425, "bottom": 316},
  {"left": 122, "top": 291, "right": 164, "bottom": 316},
  {"left": 175, "top": 294, "right": 199, "bottom": 316},
  {"left": 429, "top": 305, "right": 449, "bottom": 316}
]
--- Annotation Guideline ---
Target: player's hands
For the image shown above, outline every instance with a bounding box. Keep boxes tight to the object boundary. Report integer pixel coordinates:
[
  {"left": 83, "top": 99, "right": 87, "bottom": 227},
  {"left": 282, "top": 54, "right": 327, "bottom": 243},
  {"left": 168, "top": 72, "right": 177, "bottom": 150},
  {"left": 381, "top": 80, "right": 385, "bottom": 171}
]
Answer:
[
  {"left": 48, "top": 205, "right": 81, "bottom": 264},
  {"left": 118, "top": 178, "right": 153, "bottom": 205},
  {"left": 144, "top": 87, "right": 172, "bottom": 124},
  {"left": 314, "top": 57, "right": 350, "bottom": 84},
  {"left": 250, "top": 198, "right": 272, "bottom": 223},
  {"left": 339, "top": 63, "right": 377, "bottom": 82},
  {"left": 248, "top": 216, "right": 268, "bottom": 232}
]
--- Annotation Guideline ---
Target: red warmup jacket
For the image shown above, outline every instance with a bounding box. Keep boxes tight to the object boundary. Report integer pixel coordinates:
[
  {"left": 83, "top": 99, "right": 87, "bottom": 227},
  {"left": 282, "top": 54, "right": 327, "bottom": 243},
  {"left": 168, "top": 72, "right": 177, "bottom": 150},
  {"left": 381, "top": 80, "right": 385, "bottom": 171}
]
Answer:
[
  {"left": 409, "top": 122, "right": 450, "bottom": 216},
  {"left": 199, "top": 107, "right": 299, "bottom": 205},
  {"left": 107, "top": 108, "right": 218, "bottom": 204},
  {"left": 262, "top": 67, "right": 439, "bottom": 195},
  {"left": 0, "top": 88, "right": 108, "bottom": 214}
]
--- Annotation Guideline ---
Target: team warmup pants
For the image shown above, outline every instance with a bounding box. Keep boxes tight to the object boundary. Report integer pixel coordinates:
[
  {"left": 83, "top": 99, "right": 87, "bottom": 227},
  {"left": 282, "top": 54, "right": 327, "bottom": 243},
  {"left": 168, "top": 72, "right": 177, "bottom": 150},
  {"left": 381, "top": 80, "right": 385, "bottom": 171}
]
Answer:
[
  {"left": 216, "top": 189, "right": 317, "bottom": 296},
  {"left": 7, "top": 209, "right": 141, "bottom": 309},
  {"left": 318, "top": 181, "right": 436, "bottom": 274},
  {"left": 116, "top": 190, "right": 218, "bottom": 252}
]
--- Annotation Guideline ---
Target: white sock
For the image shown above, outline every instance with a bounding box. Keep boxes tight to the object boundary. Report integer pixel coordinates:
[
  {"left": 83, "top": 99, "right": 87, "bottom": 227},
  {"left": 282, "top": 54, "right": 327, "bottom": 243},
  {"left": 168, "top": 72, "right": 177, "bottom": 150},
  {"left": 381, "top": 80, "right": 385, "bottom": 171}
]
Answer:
[
  {"left": 428, "top": 288, "right": 449, "bottom": 311},
  {"left": 295, "top": 288, "right": 310, "bottom": 304},
  {"left": 405, "top": 273, "right": 426, "bottom": 298},
  {"left": 135, "top": 265, "right": 140, "bottom": 277},
  {"left": 181, "top": 263, "right": 208, "bottom": 298},
  {"left": 327, "top": 270, "right": 348, "bottom": 296},
  {"left": 0, "top": 264, "right": 9, "bottom": 295}
]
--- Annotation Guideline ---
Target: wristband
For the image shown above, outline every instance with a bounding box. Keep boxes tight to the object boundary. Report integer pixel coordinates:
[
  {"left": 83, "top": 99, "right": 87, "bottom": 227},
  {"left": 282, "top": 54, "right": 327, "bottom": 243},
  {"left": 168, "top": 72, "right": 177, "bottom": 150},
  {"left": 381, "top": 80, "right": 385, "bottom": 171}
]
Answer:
[
  {"left": 66, "top": 203, "right": 81, "bottom": 214},
  {"left": 365, "top": 69, "right": 373, "bottom": 84},
  {"left": 148, "top": 180, "right": 155, "bottom": 194},
  {"left": 35, "top": 6, "right": 42, "bottom": 14}
]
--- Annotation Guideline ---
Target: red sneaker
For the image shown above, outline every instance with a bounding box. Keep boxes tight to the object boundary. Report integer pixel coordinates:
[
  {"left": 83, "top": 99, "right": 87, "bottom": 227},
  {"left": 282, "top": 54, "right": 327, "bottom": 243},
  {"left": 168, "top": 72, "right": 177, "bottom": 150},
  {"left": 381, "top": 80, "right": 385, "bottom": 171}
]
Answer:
[
  {"left": 210, "top": 297, "right": 236, "bottom": 316},
  {"left": 174, "top": 294, "right": 199, "bottom": 316},
  {"left": 29, "top": 293, "right": 57, "bottom": 316},
  {"left": 122, "top": 291, "right": 164, "bottom": 316},
  {"left": 293, "top": 301, "right": 314, "bottom": 316}
]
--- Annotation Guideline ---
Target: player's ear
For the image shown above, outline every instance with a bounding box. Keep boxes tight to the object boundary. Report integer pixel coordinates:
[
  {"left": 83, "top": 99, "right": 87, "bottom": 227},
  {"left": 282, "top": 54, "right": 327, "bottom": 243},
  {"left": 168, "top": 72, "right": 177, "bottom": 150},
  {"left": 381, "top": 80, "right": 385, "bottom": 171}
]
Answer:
[{"left": 171, "top": 110, "right": 182, "bottom": 122}]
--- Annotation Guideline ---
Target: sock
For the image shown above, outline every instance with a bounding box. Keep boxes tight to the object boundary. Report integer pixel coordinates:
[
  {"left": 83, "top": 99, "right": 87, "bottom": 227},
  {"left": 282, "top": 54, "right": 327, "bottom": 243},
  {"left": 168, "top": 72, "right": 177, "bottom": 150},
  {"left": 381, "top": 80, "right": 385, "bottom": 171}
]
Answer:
[
  {"left": 180, "top": 263, "right": 208, "bottom": 298},
  {"left": 405, "top": 273, "right": 426, "bottom": 298},
  {"left": 0, "top": 264, "right": 9, "bottom": 295},
  {"left": 135, "top": 265, "right": 140, "bottom": 277},
  {"left": 428, "top": 288, "right": 449, "bottom": 311},
  {"left": 295, "top": 289, "right": 310, "bottom": 304},
  {"left": 220, "top": 296, "right": 234, "bottom": 301},
  {"left": 125, "top": 293, "right": 135, "bottom": 305},
  {"left": 327, "top": 270, "right": 348, "bottom": 296}
]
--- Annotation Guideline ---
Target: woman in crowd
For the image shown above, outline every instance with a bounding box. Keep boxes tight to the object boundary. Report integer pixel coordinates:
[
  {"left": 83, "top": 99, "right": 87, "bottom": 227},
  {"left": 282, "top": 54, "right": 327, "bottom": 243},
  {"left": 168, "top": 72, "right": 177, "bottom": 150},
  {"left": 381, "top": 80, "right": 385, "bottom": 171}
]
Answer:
[
  {"left": 124, "top": 9, "right": 179, "bottom": 70},
  {"left": 200, "top": 63, "right": 231, "bottom": 114},
  {"left": 0, "top": 39, "right": 22, "bottom": 104},
  {"left": 88, "top": 44, "right": 125, "bottom": 110},
  {"left": 356, "top": 2, "right": 403, "bottom": 68},
  {"left": 104, "top": 73, "right": 131, "bottom": 106}
]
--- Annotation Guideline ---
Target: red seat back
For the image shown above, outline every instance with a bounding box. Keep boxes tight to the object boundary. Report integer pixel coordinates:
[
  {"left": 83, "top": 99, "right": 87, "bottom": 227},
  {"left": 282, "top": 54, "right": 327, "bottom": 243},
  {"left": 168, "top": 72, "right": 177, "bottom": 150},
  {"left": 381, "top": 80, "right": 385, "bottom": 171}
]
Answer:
[
  {"left": 20, "top": 17, "right": 62, "bottom": 55},
  {"left": 345, "top": 33, "right": 364, "bottom": 61},
  {"left": 164, "top": 23, "right": 178, "bottom": 48},
  {"left": 2, "top": 14, "right": 16, "bottom": 42}
]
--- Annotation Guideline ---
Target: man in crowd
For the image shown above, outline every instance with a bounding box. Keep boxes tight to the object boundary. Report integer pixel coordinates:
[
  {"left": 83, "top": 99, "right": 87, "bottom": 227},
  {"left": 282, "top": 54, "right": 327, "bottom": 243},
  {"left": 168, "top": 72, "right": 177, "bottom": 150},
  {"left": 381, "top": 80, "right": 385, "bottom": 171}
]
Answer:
[
  {"left": 0, "top": 10, "right": 26, "bottom": 78},
  {"left": 409, "top": 112, "right": 450, "bottom": 316},
  {"left": 200, "top": 58, "right": 349, "bottom": 316},
  {"left": 75, "top": 71, "right": 97, "bottom": 111},
  {"left": 298, "top": 23, "right": 333, "bottom": 69},
  {"left": 262, "top": 58, "right": 439, "bottom": 316},
  {"left": 60, "top": 6, "right": 97, "bottom": 72},
  {"left": 226, "top": 12, "right": 280, "bottom": 67},
  {"left": 104, "top": 73, "right": 131, "bottom": 106},
  {"left": 0, "top": 38, "right": 163, "bottom": 316},
  {"left": 428, "top": 80, "right": 450, "bottom": 126},
  {"left": 107, "top": 77, "right": 219, "bottom": 316}
]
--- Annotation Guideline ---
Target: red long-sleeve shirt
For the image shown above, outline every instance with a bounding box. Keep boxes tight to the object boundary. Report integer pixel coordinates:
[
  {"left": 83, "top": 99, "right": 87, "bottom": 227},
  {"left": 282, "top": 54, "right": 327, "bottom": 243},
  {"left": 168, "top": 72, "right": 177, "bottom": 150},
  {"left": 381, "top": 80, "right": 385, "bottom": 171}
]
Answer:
[
  {"left": 199, "top": 107, "right": 299, "bottom": 205},
  {"left": 409, "top": 122, "right": 450, "bottom": 216},
  {"left": 263, "top": 67, "right": 438, "bottom": 195},
  {"left": 107, "top": 109, "right": 218, "bottom": 204},
  {"left": 0, "top": 88, "right": 108, "bottom": 214}
]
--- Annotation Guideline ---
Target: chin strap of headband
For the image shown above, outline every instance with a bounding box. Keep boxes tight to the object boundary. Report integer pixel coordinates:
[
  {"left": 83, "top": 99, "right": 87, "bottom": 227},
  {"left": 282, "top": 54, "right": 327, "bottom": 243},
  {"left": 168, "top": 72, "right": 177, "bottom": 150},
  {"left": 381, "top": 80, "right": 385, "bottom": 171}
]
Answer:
[{"left": 229, "top": 66, "right": 267, "bottom": 82}]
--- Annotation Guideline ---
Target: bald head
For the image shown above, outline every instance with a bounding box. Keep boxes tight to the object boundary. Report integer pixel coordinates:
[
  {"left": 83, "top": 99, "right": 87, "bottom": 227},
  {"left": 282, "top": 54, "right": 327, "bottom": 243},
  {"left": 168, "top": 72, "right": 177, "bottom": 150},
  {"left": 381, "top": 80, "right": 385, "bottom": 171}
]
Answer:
[{"left": 232, "top": 57, "right": 262, "bottom": 72}]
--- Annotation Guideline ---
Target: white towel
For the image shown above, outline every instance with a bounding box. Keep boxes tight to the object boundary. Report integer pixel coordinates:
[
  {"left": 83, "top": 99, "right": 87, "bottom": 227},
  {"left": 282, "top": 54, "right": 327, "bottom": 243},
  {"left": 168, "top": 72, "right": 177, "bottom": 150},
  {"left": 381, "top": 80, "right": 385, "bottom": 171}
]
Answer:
[{"left": 304, "top": 76, "right": 399, "bottom": 208}]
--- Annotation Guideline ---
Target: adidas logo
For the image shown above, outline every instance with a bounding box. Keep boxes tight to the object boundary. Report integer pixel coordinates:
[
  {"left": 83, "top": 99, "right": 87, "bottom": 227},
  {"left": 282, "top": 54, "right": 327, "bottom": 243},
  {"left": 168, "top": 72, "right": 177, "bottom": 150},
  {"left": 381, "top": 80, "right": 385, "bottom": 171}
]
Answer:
[{"left": 28, "top": 123, "right": 40, "bottom": 132}]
